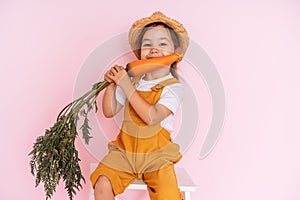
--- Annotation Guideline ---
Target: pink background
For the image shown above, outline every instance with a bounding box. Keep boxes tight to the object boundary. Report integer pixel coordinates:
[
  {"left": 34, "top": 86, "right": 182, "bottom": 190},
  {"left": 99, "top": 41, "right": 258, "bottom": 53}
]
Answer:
[{"left": 1, "top": 0, "right": 300, "bottom": 199}]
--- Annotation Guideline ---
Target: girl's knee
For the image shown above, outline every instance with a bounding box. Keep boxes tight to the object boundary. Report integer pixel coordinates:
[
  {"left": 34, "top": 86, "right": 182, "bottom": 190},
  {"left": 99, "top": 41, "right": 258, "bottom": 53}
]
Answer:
[
  {"left": 94, "top": 175, "right": 112, "bottom": 192},
  {"left": 94, "top": 176, "right": 115, "bottom": 200}
]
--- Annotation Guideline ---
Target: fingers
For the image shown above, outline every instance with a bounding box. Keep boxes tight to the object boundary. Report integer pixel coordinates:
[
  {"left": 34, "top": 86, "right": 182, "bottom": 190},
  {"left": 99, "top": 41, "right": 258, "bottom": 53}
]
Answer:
[
  {"left": 111, "top": 65, "right": 124, "bottom": 75},
  {"left": 113, "top": 65, "right": 126, "bottom": 76},
  {"left": 112, "top": 66, "right": 118, "bottom": 73},
  {"left": 104, "top": 65, "right": 126, "bottom": 84},
  {"left": 104, "top": 73, "right": 114, "bottom": 84}
]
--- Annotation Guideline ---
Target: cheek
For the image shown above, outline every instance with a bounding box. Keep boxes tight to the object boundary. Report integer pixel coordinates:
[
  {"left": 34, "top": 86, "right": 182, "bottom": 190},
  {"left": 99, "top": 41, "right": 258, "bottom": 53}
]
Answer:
[
  {"left": 140, "top": 49, "right": 149, "bottom": 59},
  {"left": 168, "top": 45, "right": 176, "bottom": 53},
  {"left": 165, "top": 48, "right": 175, "bottom": 54}
]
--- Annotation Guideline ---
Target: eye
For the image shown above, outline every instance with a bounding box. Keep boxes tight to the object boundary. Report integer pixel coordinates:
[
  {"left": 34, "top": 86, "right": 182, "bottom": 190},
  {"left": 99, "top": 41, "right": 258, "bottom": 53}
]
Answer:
[
  {"left": 160, "top": 42, "right": 168, "bottom": 47},
  {"left": 142, "top": 43, "right": 151, "bottom": 47}
]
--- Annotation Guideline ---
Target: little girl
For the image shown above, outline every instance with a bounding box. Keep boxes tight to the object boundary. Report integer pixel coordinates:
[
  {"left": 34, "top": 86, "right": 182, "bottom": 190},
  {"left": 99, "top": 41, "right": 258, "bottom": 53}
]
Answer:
[{"left": 90, "top": 11, "right": 189, "bottom": 200}]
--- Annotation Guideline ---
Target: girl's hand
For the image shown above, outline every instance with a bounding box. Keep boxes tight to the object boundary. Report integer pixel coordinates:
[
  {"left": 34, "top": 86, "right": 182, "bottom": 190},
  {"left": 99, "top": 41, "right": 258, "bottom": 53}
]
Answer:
[
  {"left": 104, "top": 65, "right": 131, "bottom": 88},
  {"left": 104, "top": 65, "right": 118, "bottom": 85}
]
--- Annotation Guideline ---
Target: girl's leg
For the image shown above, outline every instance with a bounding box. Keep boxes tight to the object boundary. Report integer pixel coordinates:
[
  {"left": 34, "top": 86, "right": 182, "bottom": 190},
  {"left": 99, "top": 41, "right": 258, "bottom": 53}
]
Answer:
[
  {"left": 91, "top": 163, "right": 136, "bottom": 199},
  {"left": 94, "top": 175, "right": 115, "bottom": 200},
  {"left": 144, "top": 164, "right": 183, "bottom": 200}
]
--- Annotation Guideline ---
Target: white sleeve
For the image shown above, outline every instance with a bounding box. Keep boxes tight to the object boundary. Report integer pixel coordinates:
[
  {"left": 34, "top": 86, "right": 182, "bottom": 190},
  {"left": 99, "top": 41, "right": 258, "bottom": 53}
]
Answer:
[
  {"left": 157, "top": 83, "right": 185, "bottom": 115},
  {"left": 115, "top": 86, "right": 126, "bottom": 105}
]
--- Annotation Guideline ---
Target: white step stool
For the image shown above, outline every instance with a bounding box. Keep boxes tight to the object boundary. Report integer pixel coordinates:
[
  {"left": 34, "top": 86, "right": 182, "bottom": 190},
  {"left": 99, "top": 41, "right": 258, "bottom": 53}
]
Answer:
[{"left": 90, "top": 163, "right": 196, "bottom": 200}]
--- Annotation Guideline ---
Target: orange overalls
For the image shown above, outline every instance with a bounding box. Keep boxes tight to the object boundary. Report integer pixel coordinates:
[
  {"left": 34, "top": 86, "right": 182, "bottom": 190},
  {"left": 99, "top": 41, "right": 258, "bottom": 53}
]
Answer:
[{"left": 91, "top": 78, "right": 183, "bottom": 200}]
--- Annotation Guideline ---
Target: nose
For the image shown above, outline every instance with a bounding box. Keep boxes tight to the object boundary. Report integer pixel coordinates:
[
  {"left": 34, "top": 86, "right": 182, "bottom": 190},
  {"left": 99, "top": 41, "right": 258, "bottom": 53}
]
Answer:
[{"left": 150, "top": 47, "right": 159, "bottom": 54}]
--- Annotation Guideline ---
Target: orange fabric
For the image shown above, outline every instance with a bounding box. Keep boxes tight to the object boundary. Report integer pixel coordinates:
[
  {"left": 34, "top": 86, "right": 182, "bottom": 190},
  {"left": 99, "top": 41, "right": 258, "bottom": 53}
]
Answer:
[
  {"left": 90, "top": 163, "right": 183, "bottom": 199},
  {"left": 144, "top": 164, "right": 183, "bottom": 200},
  {"left": 90, "top": 163, "right": 136, "bottom": 195},
  {"left": 111, "top": 127, "right": 171, "bottom": 153}
]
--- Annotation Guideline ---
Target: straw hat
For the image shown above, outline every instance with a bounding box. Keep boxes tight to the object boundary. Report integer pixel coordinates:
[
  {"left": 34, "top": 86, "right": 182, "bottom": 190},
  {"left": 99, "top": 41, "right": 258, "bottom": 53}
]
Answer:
[{"left": 128, "top": 11, "right": 189, "bottom": 60}]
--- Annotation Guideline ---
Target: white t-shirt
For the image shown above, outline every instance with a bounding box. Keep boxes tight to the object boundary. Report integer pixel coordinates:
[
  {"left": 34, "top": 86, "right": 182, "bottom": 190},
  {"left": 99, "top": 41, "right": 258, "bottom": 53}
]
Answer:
[{"left": 115, "top": 74, "right": 184, "bottom": 133}]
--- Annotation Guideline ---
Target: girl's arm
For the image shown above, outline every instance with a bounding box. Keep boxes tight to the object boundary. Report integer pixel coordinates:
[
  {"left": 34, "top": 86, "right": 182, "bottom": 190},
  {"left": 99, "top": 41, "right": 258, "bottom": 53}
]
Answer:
[
  {"left": 102, "top": 66, "right": 123, "bottom": 118},
  {"left": 106, "top": 65, "right": 172, "bottom": 125},
  {"left": 124, "top": 87, "right": 172, "bottom": 125}
]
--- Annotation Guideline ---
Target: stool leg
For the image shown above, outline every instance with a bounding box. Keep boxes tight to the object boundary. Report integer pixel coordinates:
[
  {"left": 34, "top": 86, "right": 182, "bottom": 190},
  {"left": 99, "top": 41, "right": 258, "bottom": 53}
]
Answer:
[{"left": 184, "top": 191, "right": 191, "bottom": 200}]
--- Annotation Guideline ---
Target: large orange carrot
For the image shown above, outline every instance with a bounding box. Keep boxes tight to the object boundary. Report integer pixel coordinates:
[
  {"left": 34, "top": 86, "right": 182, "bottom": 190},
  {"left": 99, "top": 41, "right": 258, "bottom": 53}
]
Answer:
[{"left": 126, "top": 53, "right": 181, "bottom": 77}]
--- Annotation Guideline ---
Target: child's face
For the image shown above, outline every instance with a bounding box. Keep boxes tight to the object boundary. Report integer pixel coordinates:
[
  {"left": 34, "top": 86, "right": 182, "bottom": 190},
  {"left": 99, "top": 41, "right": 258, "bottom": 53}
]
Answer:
[{"left": 140, "top": 25, "right": 175, "bottom": 60}]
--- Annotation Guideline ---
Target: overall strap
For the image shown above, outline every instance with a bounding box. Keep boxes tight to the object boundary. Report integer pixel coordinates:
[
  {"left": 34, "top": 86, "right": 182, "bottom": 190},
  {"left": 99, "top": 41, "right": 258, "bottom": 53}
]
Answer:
[{"left": 151, "top": 78, "right": 179, "bottom": 91}]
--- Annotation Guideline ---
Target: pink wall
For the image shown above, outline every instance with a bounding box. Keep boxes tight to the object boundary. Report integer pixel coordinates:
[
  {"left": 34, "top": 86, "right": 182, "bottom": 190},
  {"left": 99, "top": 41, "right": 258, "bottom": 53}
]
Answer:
[{"left": 1, "top": 0, "right": 300, "bottom": 199}]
